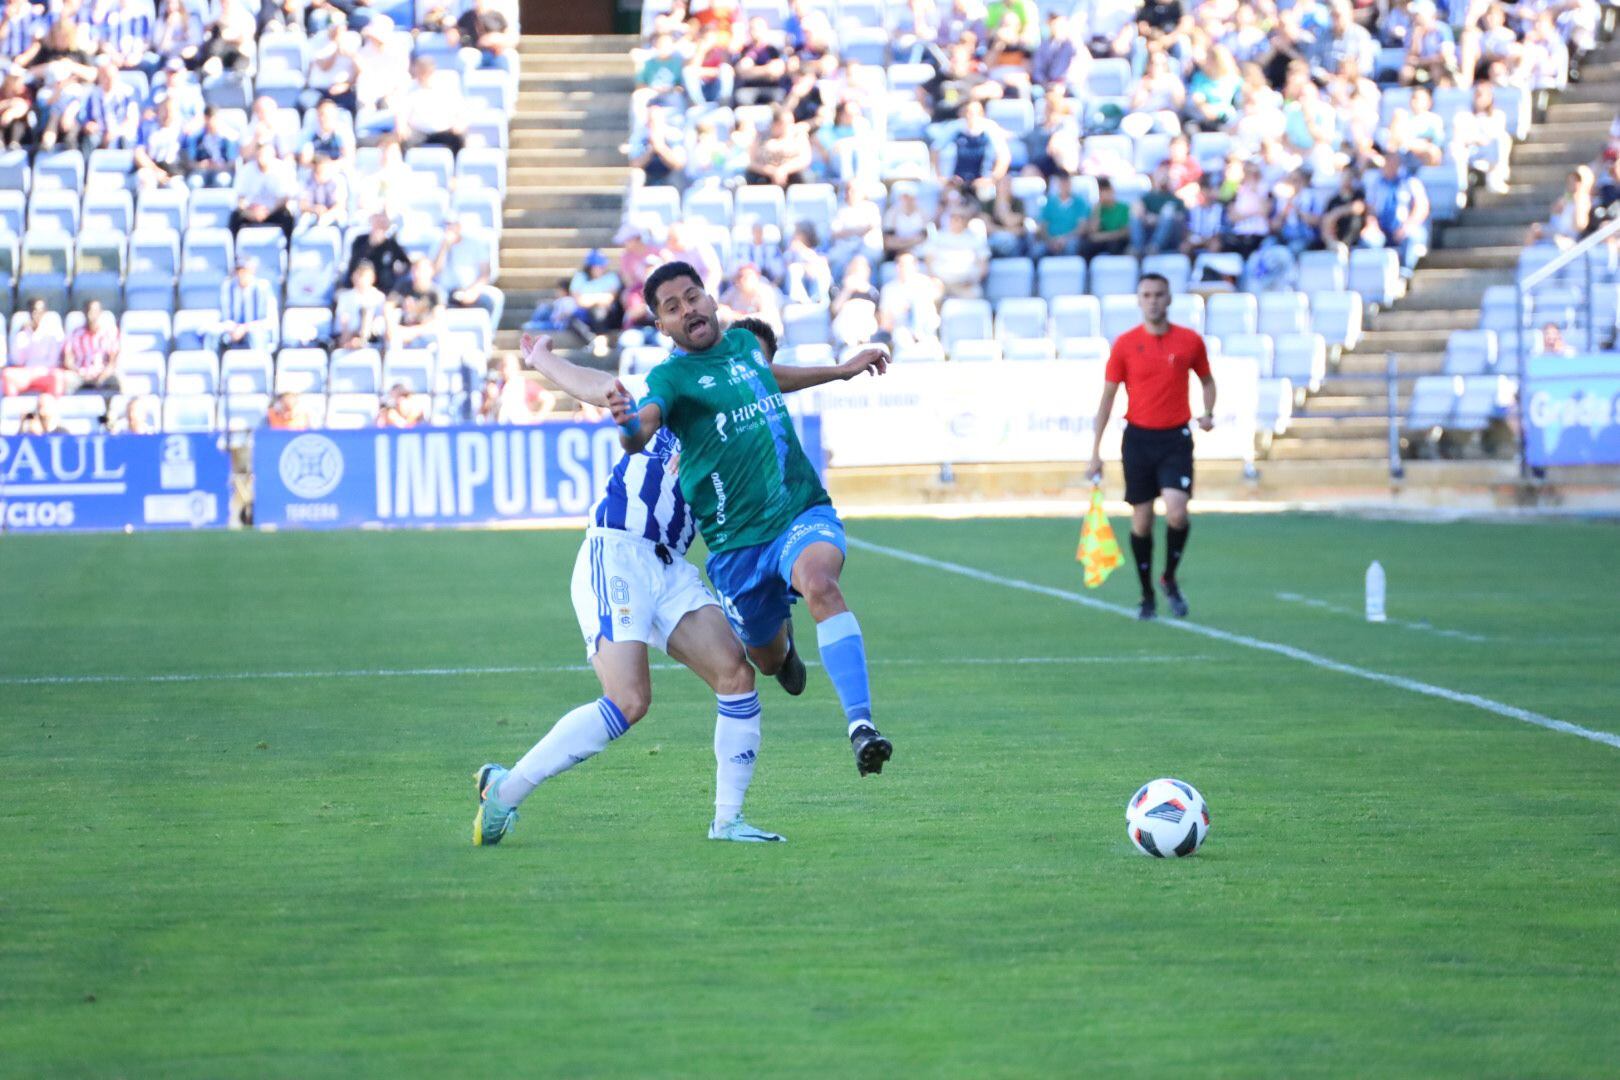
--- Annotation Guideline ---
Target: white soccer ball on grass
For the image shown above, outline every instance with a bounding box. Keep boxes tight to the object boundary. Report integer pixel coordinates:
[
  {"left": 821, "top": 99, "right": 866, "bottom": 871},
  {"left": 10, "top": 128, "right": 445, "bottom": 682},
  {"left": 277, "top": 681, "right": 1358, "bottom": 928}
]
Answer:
[{"left": 1125, "top": 778, "right": 1209, "bottom": 858}]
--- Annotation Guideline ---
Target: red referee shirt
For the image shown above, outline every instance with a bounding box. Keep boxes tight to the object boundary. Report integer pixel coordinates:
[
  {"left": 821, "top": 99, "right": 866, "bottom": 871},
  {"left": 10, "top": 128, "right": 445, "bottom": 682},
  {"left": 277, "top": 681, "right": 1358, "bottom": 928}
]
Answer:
[{"left": 1104, "top": 323, "right": 1212, "bottom": 429}]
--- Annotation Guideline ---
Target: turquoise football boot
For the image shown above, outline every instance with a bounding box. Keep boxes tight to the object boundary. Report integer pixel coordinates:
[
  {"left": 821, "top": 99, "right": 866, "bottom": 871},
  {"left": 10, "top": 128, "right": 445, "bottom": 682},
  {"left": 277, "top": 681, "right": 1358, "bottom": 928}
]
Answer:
[{"left": 473, "top": 764, "right": 518, "bottom": 846}]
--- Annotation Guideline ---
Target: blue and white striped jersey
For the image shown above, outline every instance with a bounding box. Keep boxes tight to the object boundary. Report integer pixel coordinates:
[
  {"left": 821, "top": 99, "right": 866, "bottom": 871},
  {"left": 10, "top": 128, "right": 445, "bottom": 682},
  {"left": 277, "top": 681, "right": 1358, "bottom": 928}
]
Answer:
[{"left": 590, "top": 427, "right": 697, "bottom": 555}]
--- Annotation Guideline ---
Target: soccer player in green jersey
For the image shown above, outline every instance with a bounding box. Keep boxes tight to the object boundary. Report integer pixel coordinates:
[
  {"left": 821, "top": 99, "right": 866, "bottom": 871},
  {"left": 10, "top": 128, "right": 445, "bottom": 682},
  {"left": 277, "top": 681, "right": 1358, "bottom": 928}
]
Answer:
[{"left": 607, "top": 262, "right": 895, "bottom": 776}]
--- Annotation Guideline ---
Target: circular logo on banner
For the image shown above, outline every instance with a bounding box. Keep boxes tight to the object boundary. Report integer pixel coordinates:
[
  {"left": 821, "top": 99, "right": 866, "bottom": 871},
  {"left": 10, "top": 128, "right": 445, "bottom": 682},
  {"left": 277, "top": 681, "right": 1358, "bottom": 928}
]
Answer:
[{"left": 279, "top": 434, "right": 344, "bottom": 500}]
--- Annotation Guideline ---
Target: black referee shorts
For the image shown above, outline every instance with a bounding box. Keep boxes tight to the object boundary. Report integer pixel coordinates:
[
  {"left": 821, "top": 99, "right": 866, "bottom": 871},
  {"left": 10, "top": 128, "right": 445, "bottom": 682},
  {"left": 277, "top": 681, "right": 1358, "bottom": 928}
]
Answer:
[{"left": 1121, "top": 423, "right": 1195, "bottom": 506}]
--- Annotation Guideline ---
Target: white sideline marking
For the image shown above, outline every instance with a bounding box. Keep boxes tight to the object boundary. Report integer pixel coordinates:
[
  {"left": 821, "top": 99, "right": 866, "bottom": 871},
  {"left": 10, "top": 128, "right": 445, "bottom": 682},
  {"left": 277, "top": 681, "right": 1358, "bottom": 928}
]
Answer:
[
  {"left": 0, "top": 654, "right": 1204, "bottom": 688},
  {"left": 847, "top": 537, "right": 1620, "bottom": 751},
  {"left": 1274, "top": 591, "right": 1489, "bottom": 643}
]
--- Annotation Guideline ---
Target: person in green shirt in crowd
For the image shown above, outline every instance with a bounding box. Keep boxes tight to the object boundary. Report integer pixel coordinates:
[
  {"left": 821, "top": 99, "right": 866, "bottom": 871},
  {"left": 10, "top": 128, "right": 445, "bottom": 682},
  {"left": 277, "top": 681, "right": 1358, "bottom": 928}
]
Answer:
[{"left": 1080, "top": 177, "right": 1134, "bottom": 258}]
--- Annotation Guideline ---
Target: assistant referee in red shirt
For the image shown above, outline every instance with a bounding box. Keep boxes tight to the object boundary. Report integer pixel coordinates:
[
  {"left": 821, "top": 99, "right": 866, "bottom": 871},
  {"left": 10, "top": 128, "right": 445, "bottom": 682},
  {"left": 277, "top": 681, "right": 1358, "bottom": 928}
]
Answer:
[{"left": 1087, "top": 273, "right": 1217, "bottom": 620}]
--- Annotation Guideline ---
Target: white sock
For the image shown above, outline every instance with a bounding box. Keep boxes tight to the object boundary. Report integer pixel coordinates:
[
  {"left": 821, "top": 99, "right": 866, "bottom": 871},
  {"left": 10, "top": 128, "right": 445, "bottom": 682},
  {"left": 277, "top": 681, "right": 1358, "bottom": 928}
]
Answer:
[
  {"left": 498, "top": 696, "right": 630, "bottom": 807},
  {"left": 713, "top": 691, "right": 762, "bottom": 826}
]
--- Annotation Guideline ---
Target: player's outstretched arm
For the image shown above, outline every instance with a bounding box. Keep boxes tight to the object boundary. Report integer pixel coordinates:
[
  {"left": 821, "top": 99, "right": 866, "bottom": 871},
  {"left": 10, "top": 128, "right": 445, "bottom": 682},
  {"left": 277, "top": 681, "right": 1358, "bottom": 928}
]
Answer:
[
  {"left": 771, "top": 346, "right": 890, "bottom": 393},
  {"left": 606, "top": 379, "right": 663, "bottom": 453},
  {"left": 520, "top": 332, "right": 618, "bottom": 407}
]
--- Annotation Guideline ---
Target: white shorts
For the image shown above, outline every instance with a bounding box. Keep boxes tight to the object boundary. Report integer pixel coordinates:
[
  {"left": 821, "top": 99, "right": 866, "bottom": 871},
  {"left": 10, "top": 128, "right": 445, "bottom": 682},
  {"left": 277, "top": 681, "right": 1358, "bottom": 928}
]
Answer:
[{"left": 570, "top": 528, "right": 719, "bottom": 659}]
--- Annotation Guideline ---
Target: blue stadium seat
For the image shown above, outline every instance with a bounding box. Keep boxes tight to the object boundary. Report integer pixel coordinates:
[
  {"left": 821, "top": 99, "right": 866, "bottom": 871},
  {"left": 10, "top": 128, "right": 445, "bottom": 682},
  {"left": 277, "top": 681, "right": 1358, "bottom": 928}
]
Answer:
[
  {"left": 993, "top": 297, "right": 1047, "bottom": 340},
  {"left": 985, "top": 257, "right": 1035, "bottom": 303},
  {"left": 1258, "top": 291, "right": 1310, "bottom": 337},
  {"left": 1311, "top": 290, "right": 1364, "bottom": 350},
  {"left": 120, "top": 310, "right": 174, "bottom": 356},
  {"left": 1168, "top": 293, "right": 1204, "bottom": 333},
  {"left": 383, "top": 350, "right": 435, "bottom": 393},
  {"left": 1141, "top": 252, "right": 1190, "bottom": 295},
  {"left": 951, "top": 338, "right": 1002, "bottom": 363},
  {"left": 1050, "top": 294, "right": 1101, "bottom": 339},
  {"left": 274, "top": 348, "right": 329, "bottom": 394},
  {"left": 1349, "top": 248, "right": 1400, "bottom": 309},
  {"left": 280, "top": 308, "right": 333, "bottom": 350},
  {"left": 1206, "top": 293, "right": 1258, "bottom": 338},
  {"left": 1220, "top": 332, "right": 1275, "bottom": 375},
  {"left": 221, "top": 349, "right": 274, "bottom": 394},
  {"left": 167, "top": 350, "right": 221, "bottom": 395},
  {"left": 683, "top": 187, "right": 734, "bottom": 231},
  {"left": 87, "top": 149, "right": 137, "bottom": 191},
  {"left": 0, "top": 148, "right": 27, "bottom": 194},
  {"left": 32, "top": 150, "right": 85, "bottom": 194},
  {"left": 1100, "top": 294, "right": 1139, "bottom": 341},
  {"left": 189, "top": 188, "right": 238, "bottom": 231},
  {"left": 163, "top": 394, "right": 220, "bottom": 433},
  {"left": 84, "top": 190, "right": 135, "bottom": 235},
  {"left": 1088, "top": 254, "right": 1139, "bottom": 297},
  {"left": 330, "top": 348, "right": 383, "bottom": 394},
  {"left": 180, "top": 228, "right": 234, "bottom": 310},
  {"left": 27, "top": 190, "right": 81, "bottom": 235},
  {"left": 733, "top": 185, "right": 786, "bottom": 231},
  {"left": 1272, "top": 333, "right": 1327, "bottom": 392},
  {"left": 1445, "top": 329, "right": 1498, "bottom": 376},
  {"left": 939, "top": 298, "right": 993, "bottom": 353},
  {"left": 1037, "top": 255, "right": 1086, "bottom": 300},
  {"left": 173, "top": 309, "right": 219, "bottom": 351}
]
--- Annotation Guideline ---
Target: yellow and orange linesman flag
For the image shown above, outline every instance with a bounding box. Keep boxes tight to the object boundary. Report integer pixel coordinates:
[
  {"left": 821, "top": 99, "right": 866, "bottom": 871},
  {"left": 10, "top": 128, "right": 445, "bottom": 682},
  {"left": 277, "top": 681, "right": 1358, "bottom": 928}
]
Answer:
[{"left": 1076, "top": 486, "right": 1122, "bottom": 588}]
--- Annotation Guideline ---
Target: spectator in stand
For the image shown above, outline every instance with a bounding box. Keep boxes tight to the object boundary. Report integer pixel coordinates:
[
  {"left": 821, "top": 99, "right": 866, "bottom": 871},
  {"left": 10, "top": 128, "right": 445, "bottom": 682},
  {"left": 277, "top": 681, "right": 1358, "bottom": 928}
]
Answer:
[
  {"left": 663, "top": 220, "right": 724, "bottom": 292},
  {"left": 196, "top": 0, "right": 257, "bottom": 74},
  {"left": 378, "top": 384, "right": 430, "bottom": 427},
  {"left": 975, "top": 175, "right": 1033, "bottom": 259},
  {"left": 1540, "top": 322, "right": 1576, "bottom": 357},
  {"left": 299, "top": 96, "right": 354, "bottom": 166},
  {"left": 101, "top": 0, "right": 158, "bottom": 74},
  {"left": 267, "top": 391, "right": 312, "bottom": 429},
  {"left": 922, "top": 206, "right": 990, "bottom": 298},
  {"left": 1079, "top": 177, "right": 1134, "bottom": 258},
  {"left": 1134, "top": 170, "right": 1186, "bottom": 256},
  {"left": 830, "top": 255, "right": 882, "bottom": 349},
  {"left": 453, "top": 0, "right": 517, "bottom": 73},
  {"left": 387, "top": 255, "right": 446, "bottom": 354},
  {"left": 1038, "top": 172, "right": 1088, "bottom": 256},
  {"left": 1400, "top": 0, "right": 1456, "bottom": 85},
  {"left": 1327, "top": 54, "right": 1381, "bottom": 156},
  {"left": 879, "top": 250, "right": 944, "bottom": 349},
  {"left": 937, "top": 99, "right": 1011, "bottom": 186},
  {"left": 827, "top": 182, "right": 884, "bottom": 279},
  {"left": 883, "top": 183, "right": 932, "bottom": 258},
  {"left": 1523, "top": 12, "right": 1570, "bottom": 93},
  {"left": 1182, "top": 173, "right": 1227, "bottom": 257},
  {"left": 784, "top": 222, "right": 834, "bottom": 304},
  {"left": 1272, "top": 167, "right": 1325, "bottom": 253},
  {"left": 1185, "top": 44, "right": 1242, "bottom": 132},
  {"left": 719, "top": 261, "right": 783, "bottom": 326},
  {"left": 229, "top": 138, "right": 298, "bottom": 238},
  {"left": 683, "top": 116, "right": 730, "bottom": 187},
  {"left": 349, "top": 211, "right": 412, "bottom": 294},
  {"left": 334, "top": 260, "right": 388, "bottom": 349},
  {"left": 133, "top": 96, "right": 187, "bottom": 188},
  {"left": 437, "top": 218, "right": 505, "bottom": 330},
  {"left": 305, "top": 9, "right": 359, "bottom": 112},
  {"left": 1318, "top": 169, "right": 1369, "bottom": 251},
  {"left": 1526, "top": 165, "right": 1593, "bottom": 248},
  {"left": 150, "top": 0, "right": 204, "bottom": 70},
  {"left": 1456, "top": 82, "right": 1512, "bottom": 195},
  {"left": 1383, "top": 84, "right": 1447, "bottom": 169},
  {"left": 1077, "top": 0, "right": 1139, "bottom": 59},
  {"left": 4, "top": 298, "right": 66, "bottom": 397},
  {"left": 614, "top": 223, "right": 662, "bottom": 329},
  {"left": 1136, "top": 0, "right": 1183, "bottom": 45},
  {"left": 733, "top": 221, "right": 783, "bottom": 288},
  {"left": 62, "top": 298, "right": 120, "bottom": 396},
  {"left": 216, "top": 256, "right": 279, "bottom": 352},
  {"left": 1218, "top": 5, "right": 1269, "bottom": 66},
  {"left": 925, "top": 38, "right": 1000, "bottom": 124},
  {"left": 1364, "top": 153, "right": 1431, "bottom": 275},
  {"left": 1221, "top": 161, "right": 1272, "bottom": 257},
  {"left": 630, "top": 105, "right": 687, "bottom": 187},
  {"left": 1310, "top": 0, "right": 1376, "bottom": 81},
  {"left": 184, "top": 104, "right": 238, "bottom": 187},
  {"left": 733, "top": 16, "right": 787, "bottom": 106},
  {"left": 20, "top": 393, "right": 63, "bottom": 435},
  {"left": 296, "top": 152, "right": 349, "bottom": 233},
  {"left": 78, "top": 56, "right": 139, "bottom": 148},
  {"left": 1129, "top": 49, "right": 1186, "bottom": 132},
  {"left": 1032, "top": 10, "right": 1086, "bottom": 95},
  {"left": 745, "top": 105, "right": 813, "bottom": 186},
  {"left": 635, "top": 31, "right": 686, "bottom": 116},
  {"left": 119, "top": 394, "right": 159, "bottom": 433},
  {"left": 353, "top": 15, "right": 408, "bottom": 116},
  {"left": 984, "top": 12, "right": 1036, "bottom": 96},
  {"left": 150, "top": 56, "right": 204, "bottom": 130},
  {"left": 564, "top": 248, "right": 622, "bottom": 347},
  {"left": 399, "top": 56, "right": 465, "bottom": 154},
  {"left": 484, "top": 352, "right": 557, "bottom": 424},
  {"left": 24, "top": 23, "right": 96, "bottom": 151},
  {"left": 0, "top": 65, "right": 31, "bottom": 149},
  {"left": 811, "top": 98, "right": 868, "bottom": 183},
  {"left": 684, "top": 25, "right": 735, "bottom": 105},
  {"left": 242, "top": 94, "right": 296, "bottom": 158},
  {"left": 1, "top": 0, "right": 40, "bottom": 65},
  {"left": 935, "top": 0, "right": 989, "bottom": 55},
  {"left": 1026, "top": 92, "right": 1080, "bottom": 177}
]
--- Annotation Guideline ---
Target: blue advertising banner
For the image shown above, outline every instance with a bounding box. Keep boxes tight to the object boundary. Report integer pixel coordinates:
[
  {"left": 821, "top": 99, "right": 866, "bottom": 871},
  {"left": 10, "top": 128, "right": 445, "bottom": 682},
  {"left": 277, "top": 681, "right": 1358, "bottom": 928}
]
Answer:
[
  {"left": 254, "top": 417, "right": 825, "bottom": 530},
  {"left": 0, "top": 433, "right": 230, "bottom": 532},
  {"left": 1523, "top": 354, "right": 1620, "bottom": 467}
]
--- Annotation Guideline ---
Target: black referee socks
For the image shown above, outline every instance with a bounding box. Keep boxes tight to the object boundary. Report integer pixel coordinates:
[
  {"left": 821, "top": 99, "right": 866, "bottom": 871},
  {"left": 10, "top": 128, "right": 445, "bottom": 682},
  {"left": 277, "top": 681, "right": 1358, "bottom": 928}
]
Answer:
[
  {"left": 1165, "top": 524, "right": 1190, "bottom": 584},
  {"left": 1130, "top": 533, "right": 1154, "bottom": 600}
]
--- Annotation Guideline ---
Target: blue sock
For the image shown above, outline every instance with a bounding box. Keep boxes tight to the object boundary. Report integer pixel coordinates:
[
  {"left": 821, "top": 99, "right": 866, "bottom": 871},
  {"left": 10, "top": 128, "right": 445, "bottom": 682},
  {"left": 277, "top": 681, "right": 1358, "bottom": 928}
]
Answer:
[{"left": 815, "top": 611, "right": 872, "bottom": 732}]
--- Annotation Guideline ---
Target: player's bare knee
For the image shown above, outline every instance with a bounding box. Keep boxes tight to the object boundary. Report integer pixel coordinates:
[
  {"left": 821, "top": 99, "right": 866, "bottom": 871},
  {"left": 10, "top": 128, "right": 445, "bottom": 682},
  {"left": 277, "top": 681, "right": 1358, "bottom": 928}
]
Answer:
[
  {"left": 1166, "top": 509, "right": 1189, "bottom": 529},
  {"left": 613, "top": 690, "right": 651, "bottom": 725},
  {"left": 800, "top": 573, "right": 845, "bottom": 618},
  {"left": 714, "top": 659, "right": 756, "bottom": 696}
]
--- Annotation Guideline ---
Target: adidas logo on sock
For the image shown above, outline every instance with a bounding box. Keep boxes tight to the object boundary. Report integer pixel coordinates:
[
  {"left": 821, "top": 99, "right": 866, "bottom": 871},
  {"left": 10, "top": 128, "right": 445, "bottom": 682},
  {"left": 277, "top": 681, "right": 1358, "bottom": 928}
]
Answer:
[{"left": 729, "top": 750, "right": 756, "bottom": 765}]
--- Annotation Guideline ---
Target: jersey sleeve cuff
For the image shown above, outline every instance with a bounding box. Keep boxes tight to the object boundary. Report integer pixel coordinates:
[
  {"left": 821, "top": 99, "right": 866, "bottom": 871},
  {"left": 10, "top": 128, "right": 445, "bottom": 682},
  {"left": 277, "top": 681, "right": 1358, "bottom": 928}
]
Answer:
[{"left": 640, "top": 394, "right": 668, "bottom": 418}]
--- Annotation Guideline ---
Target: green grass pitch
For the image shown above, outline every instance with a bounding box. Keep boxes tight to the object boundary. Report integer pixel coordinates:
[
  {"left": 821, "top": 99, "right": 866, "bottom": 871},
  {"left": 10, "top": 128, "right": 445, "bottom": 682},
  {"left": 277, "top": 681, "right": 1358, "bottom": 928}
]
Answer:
[{"left": 2, "top": 514, "right": 1618, "bottom": 1077}]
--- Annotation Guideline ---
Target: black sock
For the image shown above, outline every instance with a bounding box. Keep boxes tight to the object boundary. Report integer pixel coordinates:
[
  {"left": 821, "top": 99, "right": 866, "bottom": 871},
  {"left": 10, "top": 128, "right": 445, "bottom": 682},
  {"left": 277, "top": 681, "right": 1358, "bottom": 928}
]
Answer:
[
  {"left": 1165, "top": 524, "right": 1189, "bottom": 584},
  {"left": 1130, "top": 532, "right": 1154, "bottom": 600}
]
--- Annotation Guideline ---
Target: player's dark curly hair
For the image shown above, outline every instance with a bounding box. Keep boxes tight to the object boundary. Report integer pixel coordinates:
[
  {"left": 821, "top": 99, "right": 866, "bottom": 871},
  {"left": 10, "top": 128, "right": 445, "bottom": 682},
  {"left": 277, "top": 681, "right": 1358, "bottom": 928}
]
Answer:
[
  {"left": 642, "top": 260, "right": 704, "bottom": 314},
  {"left": 729, "top": 316, "right": 778, "bottom": 360}
]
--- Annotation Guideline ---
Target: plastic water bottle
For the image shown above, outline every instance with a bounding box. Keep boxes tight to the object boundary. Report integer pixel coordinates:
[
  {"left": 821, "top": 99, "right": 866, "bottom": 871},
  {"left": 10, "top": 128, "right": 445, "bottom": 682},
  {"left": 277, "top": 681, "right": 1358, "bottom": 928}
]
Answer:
[{"left": 1365, "top": 561, "right": 1387, "bottom": 623}]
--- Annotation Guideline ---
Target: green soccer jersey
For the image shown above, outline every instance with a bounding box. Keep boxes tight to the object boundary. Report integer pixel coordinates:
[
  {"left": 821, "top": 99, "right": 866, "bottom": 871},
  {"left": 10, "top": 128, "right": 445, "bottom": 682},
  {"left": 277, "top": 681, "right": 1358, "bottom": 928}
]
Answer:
[{"left": 642, "top": 327, "right": 830, "bottom": 553}]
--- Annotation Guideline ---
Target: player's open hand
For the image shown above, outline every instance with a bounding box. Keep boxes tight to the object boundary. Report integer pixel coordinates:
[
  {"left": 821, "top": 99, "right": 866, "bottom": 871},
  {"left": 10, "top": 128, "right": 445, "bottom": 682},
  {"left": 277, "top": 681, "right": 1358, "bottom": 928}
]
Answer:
[
  {"left": 839, "top": 346, "right": 890, "bottom": 380},
  {"left": 606, "top": 379, "right": 637, "bottom": 427},
  {"left": 519, "top": 332, "right": 553, "bottom": 368}
]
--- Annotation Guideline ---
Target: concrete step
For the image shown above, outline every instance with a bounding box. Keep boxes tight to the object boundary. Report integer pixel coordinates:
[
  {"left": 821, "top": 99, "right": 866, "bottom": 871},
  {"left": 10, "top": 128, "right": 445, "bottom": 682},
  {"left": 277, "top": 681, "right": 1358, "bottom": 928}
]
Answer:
[
  {"left": 1371, "top": 308, "right": 1484, "bottom": 331},
  {"left": 509, "top": 165, "right": 632, "bottom": 186},
  {"left": 520, "top": 70, "right": 634, "bottom": 89},
  {"left": 511, "top": 128, "right": 628, "bottom": 151},
  {"left": 1354, "top": 328, "right": 1453, "bottom": 353},
  {"left": 503, "top": 190, "right": 625, "bottom": 213},
  {"left": 1284, "top": 416, "right": 1393, "bottom": 437},
  {"left": 1497, "top": 161, "right": 1593, "bottom": 185},
  {"left": 1512, "top": 139, "right": 1605, "bottom": 163},
  {"left": 518, "top": 35, "right": 634, "bottom": 54},
  {"left": 502, "top": 245, "right": 621, "bottom": 268},
  {"left": 503, "top": 206, "right": 625, "bottom": 228},
  {"left": 1334, "top": 350, "right": 1445, "bottom": 376},
  {"left": 1435, "top": 223, "right": 1534, "bottom": 248},
  {"left": 1267, "top": 435, "right": 1391, "bottom": 460},
  {"left": 516, "top": 88, "right": 633, "bottom": 108},
  {"left": 500, "top": 267, "right": 602, "bottom": 287},
  {"left": 1448, "top": 205, "right": 1554, "bottom": 228},
  {"left": 508, "top": 146, "right": 626, "bottom": 167},
  {"left": 1420, "top": 245, "right": 1522, "bottom": 270},
  {"left": 502, "top": 225, "right": 624, "bottom": 245},
  {"left": 512, "top": 108, "right": 631, "bottom": 128}
]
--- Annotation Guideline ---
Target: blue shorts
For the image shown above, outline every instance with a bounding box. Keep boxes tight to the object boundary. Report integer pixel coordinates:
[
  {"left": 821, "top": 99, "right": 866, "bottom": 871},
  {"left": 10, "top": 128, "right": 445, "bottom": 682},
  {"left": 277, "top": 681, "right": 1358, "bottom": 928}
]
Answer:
[{"left": 705, "top": 504, "right": 846, "bottom": 648}]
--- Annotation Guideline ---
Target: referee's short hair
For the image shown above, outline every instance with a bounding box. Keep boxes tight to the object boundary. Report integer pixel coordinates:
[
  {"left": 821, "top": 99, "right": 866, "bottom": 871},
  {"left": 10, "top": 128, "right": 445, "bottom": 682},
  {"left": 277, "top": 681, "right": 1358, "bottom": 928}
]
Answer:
[{"left": 1139, "top": 272, "right": 1171, "bottom": 291}]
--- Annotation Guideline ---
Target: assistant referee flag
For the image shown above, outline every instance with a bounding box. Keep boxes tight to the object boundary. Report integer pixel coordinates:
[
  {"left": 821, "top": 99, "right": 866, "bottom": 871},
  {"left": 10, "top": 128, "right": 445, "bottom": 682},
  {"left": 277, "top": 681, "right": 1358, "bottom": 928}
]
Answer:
[{"left": 1077, "top": 487, "right": 1122, "bottom": 588}]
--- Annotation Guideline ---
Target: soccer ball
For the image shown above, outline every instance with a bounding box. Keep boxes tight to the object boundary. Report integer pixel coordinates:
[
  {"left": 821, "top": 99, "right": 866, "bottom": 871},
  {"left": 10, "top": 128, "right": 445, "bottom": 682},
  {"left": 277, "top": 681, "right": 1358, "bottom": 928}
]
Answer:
[{"left": 1125, "top": 778, "right": 1210, "bottom": 858}]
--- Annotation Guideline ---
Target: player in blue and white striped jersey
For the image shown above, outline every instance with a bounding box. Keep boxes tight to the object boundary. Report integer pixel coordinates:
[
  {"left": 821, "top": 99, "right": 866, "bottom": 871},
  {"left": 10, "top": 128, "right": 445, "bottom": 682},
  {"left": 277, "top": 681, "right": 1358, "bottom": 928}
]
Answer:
[{"left": 474, "top": 325, "right": 887, "bottom": 848}]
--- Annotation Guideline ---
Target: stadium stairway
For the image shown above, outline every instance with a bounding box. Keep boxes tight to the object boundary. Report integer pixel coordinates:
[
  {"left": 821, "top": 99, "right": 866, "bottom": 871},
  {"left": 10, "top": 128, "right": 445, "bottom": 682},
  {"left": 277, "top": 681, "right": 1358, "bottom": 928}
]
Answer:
[
  {"left": 1270, "top": 37, "right": 1620, "bottom": 464},
  {"left": 496, "top": 34, "right": 635, "bottom": 354}
]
